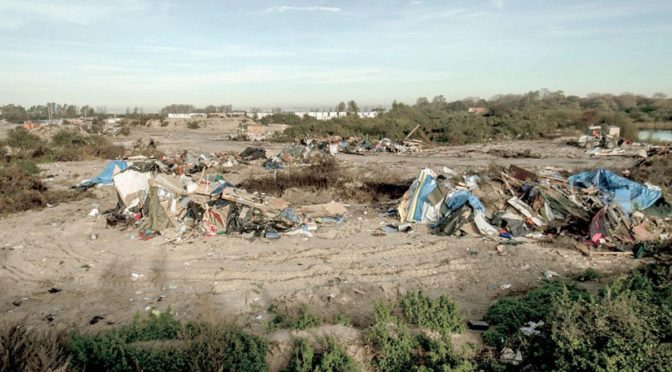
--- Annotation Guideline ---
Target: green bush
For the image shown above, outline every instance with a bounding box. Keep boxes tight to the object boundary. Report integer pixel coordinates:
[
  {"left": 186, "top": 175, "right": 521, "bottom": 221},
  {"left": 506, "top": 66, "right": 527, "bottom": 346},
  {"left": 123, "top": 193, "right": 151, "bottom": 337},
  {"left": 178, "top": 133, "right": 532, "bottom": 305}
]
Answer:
[
  {"left": 366, "top": 302, "right": 416, "bottom": 371},
  {"left": 482, "top": 281, "right": 589, "bottom": 349},
  {"left": 69, "top": 311, "right": 268, "bottom": 372},
  {"left": 6, "top": 127, "right": 45, "bottom": 151},
  {"left": 13, "top": 159, "right": 40, "bottom": 175},
  {"left": 481, "top": 264, "right": 672, "bottom": 371},
  {"left": 284, "top": 338, "right": 314, "bottom": 372},
  {"left": 284, "top": 338, "right": 357, "bottom": 372},
  {"left": 399, "top": 291, "right": 463, "bottom": 335},
  {"left": 365, "top": 302, "right": 472, "bottom": 371},
  {"left": 268, "top": 304, "right": 322, "bottom": 330},
  {"left": 576, "top": 268, "right": 602, "bottom": 282}
]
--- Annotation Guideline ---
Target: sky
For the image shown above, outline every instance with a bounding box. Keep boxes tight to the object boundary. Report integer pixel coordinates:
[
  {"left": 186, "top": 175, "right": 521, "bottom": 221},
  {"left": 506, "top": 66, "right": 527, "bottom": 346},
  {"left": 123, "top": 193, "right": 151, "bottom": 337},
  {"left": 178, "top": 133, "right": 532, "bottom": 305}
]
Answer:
[{"left": 1, "top": 0, "right": 671, "bottom": 111}]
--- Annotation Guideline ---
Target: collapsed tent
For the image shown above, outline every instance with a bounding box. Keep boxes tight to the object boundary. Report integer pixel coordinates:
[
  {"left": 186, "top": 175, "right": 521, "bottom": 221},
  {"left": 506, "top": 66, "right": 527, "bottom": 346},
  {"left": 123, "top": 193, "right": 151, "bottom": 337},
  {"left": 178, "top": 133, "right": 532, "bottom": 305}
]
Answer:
[
  {"left": 398, "top": 169, "right": 444, "bottom": 223},
  {"left": 393, "top": 165, "right": 670, "bottom": 254},
  {"left": 82, "top": 159, "right": 348, "bottom": 241},
  {"left": 568, "top": 168, "right": 661, "bottom": 214},
  {"left": 398, "top": 169, "right": 497, "bottom": 236}
]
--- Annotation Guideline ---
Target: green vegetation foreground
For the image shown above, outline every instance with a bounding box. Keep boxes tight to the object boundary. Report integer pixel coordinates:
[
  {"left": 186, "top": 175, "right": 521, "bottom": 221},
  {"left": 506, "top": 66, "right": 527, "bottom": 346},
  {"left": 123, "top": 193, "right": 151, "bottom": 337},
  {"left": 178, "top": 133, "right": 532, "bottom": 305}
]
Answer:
[{"left": 1, "top": 260, "right": 670, "bottom": 371}]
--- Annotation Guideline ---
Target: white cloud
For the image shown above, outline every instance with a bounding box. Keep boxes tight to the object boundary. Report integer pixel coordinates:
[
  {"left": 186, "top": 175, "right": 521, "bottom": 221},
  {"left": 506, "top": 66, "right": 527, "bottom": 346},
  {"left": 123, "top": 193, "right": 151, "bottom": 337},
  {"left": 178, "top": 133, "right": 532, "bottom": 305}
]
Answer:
[
  {"left": 261, "top": 6, "right": 342, "bottom": 14},
  {"left": 0, "top": 0, "right": 147, "bottom": 28},
  {"left": 408, "top": 1, "right": 423, "bottom": 6},
  {"left": 490, "top": 0, "right": 504, "bottom": 10}
]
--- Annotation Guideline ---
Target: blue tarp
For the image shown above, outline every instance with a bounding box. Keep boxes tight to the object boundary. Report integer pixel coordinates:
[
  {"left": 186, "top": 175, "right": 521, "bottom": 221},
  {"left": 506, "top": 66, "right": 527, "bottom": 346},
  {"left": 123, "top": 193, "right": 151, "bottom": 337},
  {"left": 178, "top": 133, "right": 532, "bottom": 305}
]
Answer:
[
  {"left": 444, "top": 190, "right": 486, "bottom": 214},
  {"left": 80, "top": 160, "right": 128, "bottom": 187},
  {"left": 567, "top": 168, "right": 661, "bottom": 213}
]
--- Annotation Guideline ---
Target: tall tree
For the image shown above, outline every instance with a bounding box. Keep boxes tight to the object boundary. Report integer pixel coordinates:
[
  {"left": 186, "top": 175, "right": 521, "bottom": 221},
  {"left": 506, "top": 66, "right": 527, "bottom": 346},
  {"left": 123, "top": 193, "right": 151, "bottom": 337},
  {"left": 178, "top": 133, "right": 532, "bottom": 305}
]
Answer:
[{"left": 347, "top": 100, "right": 359, "bottom": 114}]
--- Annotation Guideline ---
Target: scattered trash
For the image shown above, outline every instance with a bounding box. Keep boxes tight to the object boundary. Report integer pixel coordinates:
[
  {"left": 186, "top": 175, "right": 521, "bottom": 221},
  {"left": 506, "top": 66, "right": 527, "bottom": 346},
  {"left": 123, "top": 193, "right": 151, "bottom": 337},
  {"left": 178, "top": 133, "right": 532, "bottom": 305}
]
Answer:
[
  {"left": 520, "top": 320, "right": 544, "bottom": 336},
  {"left": 89, "top": 315, "right": 105, "bottom": 325},
  {"left": 500, "top": 348, "right": 523, "bottom": 365},
  {"left": 543, "top": 270, "right": 559, "bottom": 279}
]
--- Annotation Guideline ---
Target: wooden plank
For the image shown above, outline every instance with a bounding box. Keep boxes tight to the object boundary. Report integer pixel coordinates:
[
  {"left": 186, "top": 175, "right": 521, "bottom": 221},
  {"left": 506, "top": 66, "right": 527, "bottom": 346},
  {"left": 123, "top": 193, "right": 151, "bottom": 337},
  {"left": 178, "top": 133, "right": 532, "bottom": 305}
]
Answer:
[{"left": 405, "top": 124, "right": 421, "bottom": 139}]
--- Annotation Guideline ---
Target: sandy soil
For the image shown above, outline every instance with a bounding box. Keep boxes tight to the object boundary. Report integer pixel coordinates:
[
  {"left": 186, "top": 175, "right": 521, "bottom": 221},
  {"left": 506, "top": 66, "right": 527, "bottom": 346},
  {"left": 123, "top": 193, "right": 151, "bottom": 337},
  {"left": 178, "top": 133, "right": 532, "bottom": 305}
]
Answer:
[{"left": 0, "top": 124, "right": 644, "bottom": 368}]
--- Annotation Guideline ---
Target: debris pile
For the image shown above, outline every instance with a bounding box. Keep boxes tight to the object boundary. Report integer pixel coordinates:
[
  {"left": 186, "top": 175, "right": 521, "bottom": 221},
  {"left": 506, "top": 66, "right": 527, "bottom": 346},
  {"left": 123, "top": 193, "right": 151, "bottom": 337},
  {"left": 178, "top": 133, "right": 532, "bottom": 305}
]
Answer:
[
  {"left": 76, "top": 158, "right": 347, "bottom": 241},
  {"left": 394, "top": 164, "right": 671, "bottom": 256},
  {"left": 571, "top": 125, "right": 662, "bottom": 158}
]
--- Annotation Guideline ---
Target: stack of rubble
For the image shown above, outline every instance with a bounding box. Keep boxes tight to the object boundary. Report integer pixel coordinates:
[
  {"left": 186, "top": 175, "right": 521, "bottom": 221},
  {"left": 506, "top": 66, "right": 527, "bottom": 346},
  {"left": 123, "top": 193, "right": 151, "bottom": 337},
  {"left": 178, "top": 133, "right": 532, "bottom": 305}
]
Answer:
[
  {"left": 76, "top": 158, "right": 347, "bottom": 241},
  {"left": 396, "top": 164, "right": 671, "bottom": 256}
]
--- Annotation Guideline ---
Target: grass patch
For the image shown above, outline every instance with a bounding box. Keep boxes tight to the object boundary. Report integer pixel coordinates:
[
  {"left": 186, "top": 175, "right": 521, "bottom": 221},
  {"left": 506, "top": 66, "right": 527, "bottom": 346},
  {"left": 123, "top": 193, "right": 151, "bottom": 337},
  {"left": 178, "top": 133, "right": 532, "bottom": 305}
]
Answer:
[
  {"left": 0, "top": 320, "right": 70, "bottom": 372},
  {"left": 239, "top": 155, "right": 413, "bottom": 203}
]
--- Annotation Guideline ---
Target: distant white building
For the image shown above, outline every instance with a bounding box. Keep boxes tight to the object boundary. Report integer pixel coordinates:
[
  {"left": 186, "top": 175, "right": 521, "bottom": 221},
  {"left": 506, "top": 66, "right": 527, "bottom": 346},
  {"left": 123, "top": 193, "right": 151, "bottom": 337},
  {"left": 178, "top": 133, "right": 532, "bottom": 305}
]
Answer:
[
  {"left": 167, "top": 113, "right": 206, "bottom": 119},
  {"left": 104, "top": 118, "right": 123, "bottom": 125},
  {"left": 248, "top": 111, "right": 378, "bottom": 121}
]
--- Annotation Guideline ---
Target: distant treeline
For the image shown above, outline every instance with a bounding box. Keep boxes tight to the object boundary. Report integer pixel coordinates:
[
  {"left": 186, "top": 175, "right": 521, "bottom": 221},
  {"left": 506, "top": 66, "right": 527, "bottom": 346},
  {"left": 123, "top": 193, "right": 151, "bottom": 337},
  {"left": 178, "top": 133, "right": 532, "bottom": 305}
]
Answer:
[{"left": 270, "top": 90, "right": 672, "bottom": 143}]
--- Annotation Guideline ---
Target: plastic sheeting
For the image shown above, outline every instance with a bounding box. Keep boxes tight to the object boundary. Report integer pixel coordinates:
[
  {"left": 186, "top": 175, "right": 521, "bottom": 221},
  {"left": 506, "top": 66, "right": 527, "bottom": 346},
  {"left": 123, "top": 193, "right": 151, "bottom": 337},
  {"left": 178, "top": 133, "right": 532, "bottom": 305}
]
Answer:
[
  {"left": 567, "top": 168, "right": 661, "bottom": 213},
  {"left": 79, "top": 160, "right": 128, "bottom": 187},
  {"left": 443, "top": 190, "right": 485, "bottom": 214},
  {"left": 399, "top": 169, "right": 442, "bottom": 223}
]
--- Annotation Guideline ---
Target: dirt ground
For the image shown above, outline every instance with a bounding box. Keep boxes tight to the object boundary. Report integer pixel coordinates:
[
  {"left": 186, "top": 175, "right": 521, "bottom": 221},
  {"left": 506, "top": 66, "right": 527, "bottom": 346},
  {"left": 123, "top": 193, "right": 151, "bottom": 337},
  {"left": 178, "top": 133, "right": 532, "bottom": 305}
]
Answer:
[{"left": 0, "top": 124, "right": 644, "bottom": 367}]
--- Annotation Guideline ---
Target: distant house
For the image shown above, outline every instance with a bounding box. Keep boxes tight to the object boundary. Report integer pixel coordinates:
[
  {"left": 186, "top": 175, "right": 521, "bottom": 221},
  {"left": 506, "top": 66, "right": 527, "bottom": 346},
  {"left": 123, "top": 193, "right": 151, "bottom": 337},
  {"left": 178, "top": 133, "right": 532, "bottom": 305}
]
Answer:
[{"left": 468, "top": 107, "right": 487, "bottom": 114}]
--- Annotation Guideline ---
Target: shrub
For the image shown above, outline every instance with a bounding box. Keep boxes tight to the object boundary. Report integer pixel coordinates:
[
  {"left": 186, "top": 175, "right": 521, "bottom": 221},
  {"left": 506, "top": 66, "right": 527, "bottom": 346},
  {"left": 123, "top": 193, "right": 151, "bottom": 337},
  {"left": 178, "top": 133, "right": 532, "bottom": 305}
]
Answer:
[
  {"left": 284, "top": 338, "right": 357, "bottom": 372},
  {"left": 399, "top": 291, "right": 463, "bottom": 335},
  {"left": 13, "top": 159, "right": 40, "bottom": 175},
  {"left": 482, "top": 281, "right": 589, "bottom": 349},
  {"left": 268, "top": 304, "right": 322, "bottom": 330},
  {"left": 187, "top": 323, "right": 268, "bottom": 372},
  {"left": 365, "top": 302, "right": 416, "bottom": 371},
  {"left": 69, "top": 311, "right": 268, "bottom": 372},
  {"left": 576, "top": 268, "right": 601, "bottom": 282},
  {"left": 187, "top": 121, "right": 200, "bottom": 129},
  {"left": 365, "top": 302, "right": 472, "bottom": 371},
  {"left": 0, "top": 164, "right": 48, "bottom": 215},
  {"left": 6, "top": 127, "right": 45, "bottom": 152},
  {"left": 284, "top": 338, "right": 314, "bottom": 372},
  {"left": 481, "top": 264, "right": 672, "bottom": 371}
]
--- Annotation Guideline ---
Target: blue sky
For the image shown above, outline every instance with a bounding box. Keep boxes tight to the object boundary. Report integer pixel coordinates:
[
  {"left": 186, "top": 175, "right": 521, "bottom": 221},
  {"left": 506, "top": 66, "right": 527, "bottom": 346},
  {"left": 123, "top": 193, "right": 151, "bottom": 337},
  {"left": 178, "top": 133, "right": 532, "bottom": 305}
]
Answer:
[{"left": 1, "top": 0, "right": 671, "bottom": 111}]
